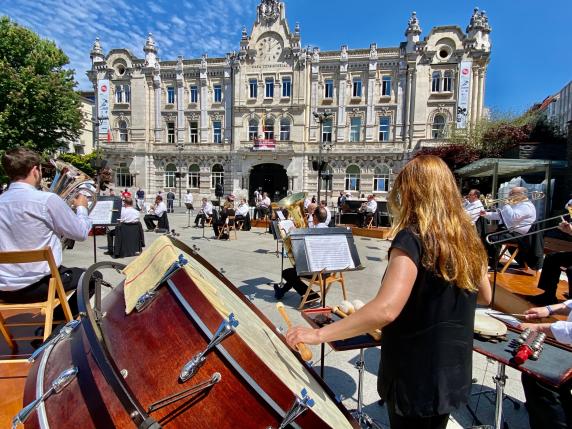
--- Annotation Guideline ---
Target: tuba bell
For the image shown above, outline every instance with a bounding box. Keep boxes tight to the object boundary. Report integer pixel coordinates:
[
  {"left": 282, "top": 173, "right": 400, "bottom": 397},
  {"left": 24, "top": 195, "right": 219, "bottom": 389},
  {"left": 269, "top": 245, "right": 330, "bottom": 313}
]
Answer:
[{"left": 276, "top": 192, "right": 308, "bottom": 266}]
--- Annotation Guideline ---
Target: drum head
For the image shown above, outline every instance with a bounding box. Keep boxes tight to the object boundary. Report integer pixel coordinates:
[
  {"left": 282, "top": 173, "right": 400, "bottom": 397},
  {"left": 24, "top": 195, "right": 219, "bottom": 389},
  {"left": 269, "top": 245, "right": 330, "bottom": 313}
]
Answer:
[{"left": 474, "top": 313, "right": 508, "bottom": 337}]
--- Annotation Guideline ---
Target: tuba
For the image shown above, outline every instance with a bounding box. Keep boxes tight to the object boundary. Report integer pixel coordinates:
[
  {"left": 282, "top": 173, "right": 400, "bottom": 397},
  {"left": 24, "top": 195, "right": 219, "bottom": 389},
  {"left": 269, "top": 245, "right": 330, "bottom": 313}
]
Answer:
[
  {"left": 43, "top": 159, "right": 98, "bottom": 213},
  {"left": 276, "top": 192, "right": 308, "bottom": 265}
]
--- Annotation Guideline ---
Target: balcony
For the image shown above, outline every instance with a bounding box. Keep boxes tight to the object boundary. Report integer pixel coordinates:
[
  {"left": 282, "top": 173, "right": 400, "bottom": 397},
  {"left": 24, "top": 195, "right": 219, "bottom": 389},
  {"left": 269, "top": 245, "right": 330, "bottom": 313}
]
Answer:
[
  {"left": 152, "top": 142, "right": 231, "bottom": 154},
  {"left": 252, "top": 139, "right": 276, "bottom": 151},
  {"left": 238, "top": 140, "right": 301, "bottom": 154},
  {"left": 100, "top": 141, "right": 135, "bottom": 154}
]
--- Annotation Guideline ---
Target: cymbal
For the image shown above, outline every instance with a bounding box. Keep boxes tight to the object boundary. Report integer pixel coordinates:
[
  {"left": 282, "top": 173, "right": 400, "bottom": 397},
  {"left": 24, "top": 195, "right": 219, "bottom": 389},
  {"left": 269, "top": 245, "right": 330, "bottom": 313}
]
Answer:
[{"left": 277, "top": 192, "right": 306, "bottom": 208}]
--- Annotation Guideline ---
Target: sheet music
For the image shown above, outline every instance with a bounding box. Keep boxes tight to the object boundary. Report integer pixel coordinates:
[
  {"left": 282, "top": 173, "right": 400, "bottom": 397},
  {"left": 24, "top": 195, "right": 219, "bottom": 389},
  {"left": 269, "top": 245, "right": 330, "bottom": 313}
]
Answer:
[
  {"left": 304, "top": 235, "right": 355, "bottom": 273},
  {"left": 279, "top": 220, "right": 295, "bottom": 235},
  {"left": 479, "top": 308, "right": 521, "bottom": 328},
  {"left": 89, "top": 200, "right": 115, "bottom": 225},
  {"left": 277, "top": 211, "right": 285, "bottom": 220}
]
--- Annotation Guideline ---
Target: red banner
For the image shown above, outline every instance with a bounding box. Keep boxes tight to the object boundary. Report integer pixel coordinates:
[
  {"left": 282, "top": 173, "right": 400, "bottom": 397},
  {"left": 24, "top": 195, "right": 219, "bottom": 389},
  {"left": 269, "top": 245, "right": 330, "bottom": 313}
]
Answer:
[{"left": 253, "top": 139, "right": 276, "bottom": 151}]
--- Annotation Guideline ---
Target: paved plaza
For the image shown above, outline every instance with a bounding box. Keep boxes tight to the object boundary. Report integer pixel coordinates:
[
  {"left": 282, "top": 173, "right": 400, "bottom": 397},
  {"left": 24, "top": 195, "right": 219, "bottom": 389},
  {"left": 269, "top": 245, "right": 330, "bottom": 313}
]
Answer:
[{"left": 65, "top": 208, "right": 531, "bottom": 429}]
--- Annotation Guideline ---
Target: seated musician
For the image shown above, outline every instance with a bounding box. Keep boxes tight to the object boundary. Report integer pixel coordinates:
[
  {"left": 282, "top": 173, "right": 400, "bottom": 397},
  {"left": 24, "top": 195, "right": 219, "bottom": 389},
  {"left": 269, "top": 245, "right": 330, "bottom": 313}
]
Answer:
[
  {"left": 520, "top": 298, "right": 572, "bottom": 429},
  {"left": 274, "top": 207, "right": 329, "bottom": 301},
  {"left": 213, "top": 196, "right": 235, "bottom": 239},
  {"left": 256, "top": 192, "right": 271, "bottom": 220},
  {"left": 306, "top": 202, "right": 317, "bottom": 228},
  {"left": 480, "top": 186, "right": 537, "bottom": 266},
  {"left": 357, "top": 194, "right": 377, "bottom": 227},
  {"left": 235, "top": 198, "right": 251, "bottom": 231},
  {"left": 194, "top": 197, "right": 213, "bottom": 227},
  {"left": 320, "top": 201, "right": 332, "bottom": 226},
  {"left": 463, "top": 189, "right": 483, "bottom": 224},
  {"left": 105, "top": 197, "right": 140, "bottom": 256},
  {"left": 143, "top": 195, "right": 167, "bottom": 232},
  {"left": 0, "top": 148, "right": 95, "bottom": 314}
]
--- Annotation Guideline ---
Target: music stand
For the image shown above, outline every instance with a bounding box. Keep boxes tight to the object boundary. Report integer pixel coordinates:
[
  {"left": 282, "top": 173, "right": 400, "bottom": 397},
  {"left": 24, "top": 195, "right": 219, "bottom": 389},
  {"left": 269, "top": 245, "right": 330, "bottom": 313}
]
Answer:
[
  {"left": 183, "top": 203, "right": 193, "bottom": 228},
  {"left": 88, "top": 196, "right": 122, "bottom": 263}
]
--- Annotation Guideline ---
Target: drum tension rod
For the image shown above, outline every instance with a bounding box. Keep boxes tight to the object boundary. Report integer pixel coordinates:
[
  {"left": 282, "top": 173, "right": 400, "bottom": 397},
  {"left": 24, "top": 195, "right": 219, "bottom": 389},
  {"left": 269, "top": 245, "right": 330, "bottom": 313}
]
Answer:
[
  {"left": 147, "top": 372, "right": 221, "bottom": 414},
  {"left": 271, "top": 388, "right": 315, "bottom": 429},
  {"left": 179, "top": 313, "right": 239, "bottom": 383},
  {"left": 28, "top": 319, "right": 81, "bottom": 363}
]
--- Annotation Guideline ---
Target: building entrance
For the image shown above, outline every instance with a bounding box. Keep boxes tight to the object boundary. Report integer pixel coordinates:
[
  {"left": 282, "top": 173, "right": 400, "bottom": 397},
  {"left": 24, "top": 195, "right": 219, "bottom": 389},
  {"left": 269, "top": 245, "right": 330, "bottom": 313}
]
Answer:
[{"left": 249, "top": 163, "right": 288, "bottom": 203}]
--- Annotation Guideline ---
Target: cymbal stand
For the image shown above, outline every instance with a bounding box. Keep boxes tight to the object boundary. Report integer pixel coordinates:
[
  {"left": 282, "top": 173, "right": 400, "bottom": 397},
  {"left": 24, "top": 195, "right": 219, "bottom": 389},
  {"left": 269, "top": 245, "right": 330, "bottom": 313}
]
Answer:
[
  {"left": 183, "top": 207, "right": 192, "bottom": 228},
  {"left": 351, "top": 348, "right": 383, "bottom": 429}
]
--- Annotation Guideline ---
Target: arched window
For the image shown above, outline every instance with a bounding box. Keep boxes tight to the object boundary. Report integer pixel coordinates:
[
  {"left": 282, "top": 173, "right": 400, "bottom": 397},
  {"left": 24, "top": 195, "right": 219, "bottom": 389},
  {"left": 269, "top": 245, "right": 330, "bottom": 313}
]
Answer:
[
  {"left": 118, "top": 120, "right": 128, "bottom": 142},
  {"left": 443, "top": 70, "right": 453, "bottom": 92},
  {"left": 188, "top": 164, "right": 200, "bottom": 189},
  {"left": 345, "top": 165, "right": 360, "bottom": 191},
  {"left": 248, "top": 119, "right": 259, "bottom": 141},
  {"left": 115, "top": 162, "right": 133, "bottom": 187},
  {"left": 263, "top": 118, "right": 274, "bottom": 140},
  {"left": 165, "top": 163, "right": 177, "bottom": 188},
  {"left": 280, "top": 118, "right": 291, "bottom": 141},
  {"left": 432, "top": 115, "right": 446, "bottom": 139},
  {"left": 319, "top": 165, "right": 333, "bottom": 192},
  {"left": 373, "top": 165, "right": 390, "bottom": 192},
  {"left": 211, "top": 164, "right": 224, "bottom": 189},
  {"left": 431, "top": 71, "right": 441, "bottom": 93}
]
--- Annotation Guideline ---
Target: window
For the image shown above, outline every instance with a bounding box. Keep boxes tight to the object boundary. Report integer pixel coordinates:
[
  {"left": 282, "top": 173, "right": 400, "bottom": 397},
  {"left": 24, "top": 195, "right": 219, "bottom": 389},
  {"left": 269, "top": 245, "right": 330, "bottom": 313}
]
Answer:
[
  {"left": 115, "top": 163, "right": 133, "bottom": 187},
  {"left": 382, "top": 76, "right": 391, "bottom": 96},
  {"left": 432, "top": 115, "right": 446, "bottom": 139},
  {"left": 248, "top": 119, "right": 259, "bottom": 141},
  {"left": 213, "top": 121, "right": 222, "bottom": 143},
  {"left": 188, "top": 164, "right": 200, "bottom": 188},
  {"left": 114, "top": 84, "right": 130, "bottom": 103},
  {"left": 324, "top": 79, "right": 334, "bottom": 98},
  {"left": 165, "top": 163, "right": 177, "bottom": 188},
  {"left": 167, "top": 86, "right": 175, "bottom": 104},
  {"left": 280, "top": 118, "right": 291, "bottom": 140},
  {"left": 431, "top": 71, "right": 441, "bottom": 93},
  {"left": 373, "top": 165, "right": 390, "bottom": 192},
  {"left": 265, "top": 78, "right": 274, "bottom": 98},
  {"left": 379, "top": 116, "right": 390, "bottom": 141},
  {"left": 350, "top": 117, "right": 361, "bottom": 142},
  {"left": 124, "top": 85, "right": 131, "bottom": 103},
  {"left": 249, "top": 79, "right": 258, "bottom": 98},
  {"left": 190, "top": 85, "right": 198, "bottom": 103},
  {"left": 443, "top": 70, "right": 453, "bottom": 92},
  {"left": 118, "top": 120, "right": 128, "bottom": 142},
  {"left": 115, "top": 85, "right": 123, "bottom": 103},
  {"left": 189, "top": 121, "right": 198, "bottom": 143},
  {"left": 322, "top": 118, "right": 332, "bottom": 142},
  {"left": 263, "top": 117, "right": 274, "bottom": 140},
  {"left": 282, "top": 77, "right": 291, "bottom": 97},
  {"left": 167, "top": 122, "right": 175, "bottom": 143},
  {"left": 352, "top": 79, "right": 362, "bottom": 97},
  {"left": 319, "top": 165, "right": 333, "bottom": 192},
  {"left": 213, "top": 84, "right": 222, "bottom": 103},
  {"left": 345, "top": 165, "right": 360, "bottom": 191},
  {"left": 211, "top": 164, "right": 224, "bottom": 189}
]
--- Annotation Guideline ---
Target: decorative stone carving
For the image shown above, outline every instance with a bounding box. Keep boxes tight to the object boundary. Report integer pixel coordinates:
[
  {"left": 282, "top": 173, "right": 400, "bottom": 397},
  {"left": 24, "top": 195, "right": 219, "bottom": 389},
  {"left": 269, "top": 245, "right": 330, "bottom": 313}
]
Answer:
[
  {"left": 241, "top": 26, "right": 248, "bottom": 40},
  {"left": 405, "top": 11, "right": 422, "bottom": 35},
  {"left": 312, "top": 47, "right": 320, "bottom": 63},
  {"left": 259, "top": 0, "right": 280, "bottom": 23},
  {"left": 340, "top": 45, "right": 348, "bottom": 62},
  {"left": 369, "top": 43, "right": 378, "bottom": 60},
  {"left": 90, "top": 38, "right": 104, "bottom": 63}
]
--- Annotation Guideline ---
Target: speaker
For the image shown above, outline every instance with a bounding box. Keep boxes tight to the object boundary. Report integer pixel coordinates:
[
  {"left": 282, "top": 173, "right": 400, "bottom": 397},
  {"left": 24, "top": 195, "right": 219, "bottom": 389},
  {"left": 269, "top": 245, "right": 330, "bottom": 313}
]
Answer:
[
  {"left": 312, "top": 161, "right": 319, "bottom": 171},
  {"left": 215, "top": 184, "right": 224, "bottom": 197}
]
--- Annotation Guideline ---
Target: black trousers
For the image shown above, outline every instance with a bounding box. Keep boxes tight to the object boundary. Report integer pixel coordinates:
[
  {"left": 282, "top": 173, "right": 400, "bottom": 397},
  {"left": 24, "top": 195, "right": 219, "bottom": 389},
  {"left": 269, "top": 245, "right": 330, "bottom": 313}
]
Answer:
[
  {"left": 281, "top": 268, "right": 312, "bottom": 296},
  {"left": 144, "top": 214, "right": 160, "bottom": 230},
  {"left": 487, "top": 230, "right": 525, "bottom": 266},
  {"left": 537, "top": 251, "right": 572, "bottom": 302},
  {"left": 194, "top": 213, "right": 211, "bottom": 227},
  {"left": 522, "top": 373, "right": 572, "bottom": 429},
  {"left": 357, "top": 212, "right": 374, "bottom": 227},
  {"left": 167, "top": 199, "right": 174, "bottom": 213},
  {"left": 107, "top": 228, "right": 116, "bottom": 253}
]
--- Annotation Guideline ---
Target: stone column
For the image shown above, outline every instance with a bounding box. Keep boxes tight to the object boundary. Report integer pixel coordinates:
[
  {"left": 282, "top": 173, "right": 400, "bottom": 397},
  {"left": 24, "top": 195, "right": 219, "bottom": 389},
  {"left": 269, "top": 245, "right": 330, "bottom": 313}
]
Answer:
[
  {"left": 477, "top": 69, "right": 485, "bottom": 120},
  {"left": 153, "top": 76, "right": 162, "bottom": 143},
  {"left": 337, "top": 71, "right": 347, "bottom": 143},
  {"left": 470, "top": 66, "right": 479, "bottom": 125},
  {"left": 407, "top": 70, "right": 416, "bottom": 148},
  {"left": 403, "top": 69, "right": 413, "bottom": 142}
]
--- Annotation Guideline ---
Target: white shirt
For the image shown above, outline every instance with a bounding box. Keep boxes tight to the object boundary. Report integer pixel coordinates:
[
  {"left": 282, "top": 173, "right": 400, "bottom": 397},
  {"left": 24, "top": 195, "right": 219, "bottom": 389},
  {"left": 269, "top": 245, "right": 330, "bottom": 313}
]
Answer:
[
  {"left": 236, "top": 203, "right": 249, "bottom": 216},
  {"left": 119, "top": 206, "right": 140, "bottom": 223},
  {"left": 184, "top": 193, "right": 194, "bottom": 204},
  {"left": 258, "top": 197, "right": 271, "bottom": 208},
  {"left": 464, "top": 199, "right": 484, "bottom": 224},
  {"left": 484, "top": 200, "right": 536, "bottom": 235},
  {"left": 324, "top": 207, "right": 332, "bottom": 225},
  {"left": 154, "top": 201, "right": 167, "bottom": 218},
  {"left": 201, "top": 202, "right": 213, "bottom": 216},
  {"left": 366, "top": 199, "right": 377, "bottom": 213},
  {"left": 0, "top": 182, "right": 92, "bottom": 290},
  {"left": 315, "top": 222, "right": 328, "bottom": 228},
  {"left": 565, "top": 199, "right": 572, "bottom": 210},
  {"left": 550, "top": 300, "right": 572, "bottom": 345}
]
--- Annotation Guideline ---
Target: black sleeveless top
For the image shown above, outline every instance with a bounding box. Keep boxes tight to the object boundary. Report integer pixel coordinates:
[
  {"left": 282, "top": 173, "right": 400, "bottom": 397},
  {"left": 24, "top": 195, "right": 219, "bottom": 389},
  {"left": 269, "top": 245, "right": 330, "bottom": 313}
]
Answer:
[{"left": 378, "top": 228, "right": 477, "bottom": 417}]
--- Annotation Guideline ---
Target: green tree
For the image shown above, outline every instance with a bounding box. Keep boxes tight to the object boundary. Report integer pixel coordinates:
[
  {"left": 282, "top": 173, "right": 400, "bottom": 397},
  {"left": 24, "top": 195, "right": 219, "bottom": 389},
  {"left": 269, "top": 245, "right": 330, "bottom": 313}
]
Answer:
[{"left": 0, "top": 16, "right": 82, "bottom": 153}]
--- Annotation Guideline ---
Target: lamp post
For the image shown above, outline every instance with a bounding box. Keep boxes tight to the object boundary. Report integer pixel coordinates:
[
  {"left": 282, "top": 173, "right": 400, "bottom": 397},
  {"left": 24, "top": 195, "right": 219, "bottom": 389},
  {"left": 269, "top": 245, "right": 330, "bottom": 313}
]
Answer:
[
  {"left": 176, "top": 142, "right": 184, "bottom": 207},
  {"left": 313, "top": 111, "right": 333, "bottom": 203}
]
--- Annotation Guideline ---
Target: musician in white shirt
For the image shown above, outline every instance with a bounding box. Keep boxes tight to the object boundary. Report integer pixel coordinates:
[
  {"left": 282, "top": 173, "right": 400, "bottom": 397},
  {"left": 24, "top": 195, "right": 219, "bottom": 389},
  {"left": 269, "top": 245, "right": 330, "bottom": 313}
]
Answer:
[
  {"left": 256, "top": 192, "right": 271, "bottom": 219},
  {"left": 194, "top": 197, "right": 213, "bottom": 227},
  {"left": 235, "top": 198, "right": 251, "bottom": 231},
  {"left": 358, "top": 195, "right": 377, "bottom": 227},
  {"left": 105, "top": 197, "right": 140, "bottom": 255},
  {"left": 463, "top": 189, "right": 484, "bottom": 224},
  {"left": 143, "top": 195, "right": 167, "bottom": 231},
  {"left": 0, "top": 148, "right": 93, "bottom": 309}
]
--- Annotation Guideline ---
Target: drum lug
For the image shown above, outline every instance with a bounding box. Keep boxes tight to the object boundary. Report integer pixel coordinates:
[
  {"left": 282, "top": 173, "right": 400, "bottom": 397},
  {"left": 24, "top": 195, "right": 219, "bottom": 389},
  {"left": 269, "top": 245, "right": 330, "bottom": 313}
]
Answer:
[
  {"left": 12, "top": 367, "right": 78, "bottom": 429},
  {"left": 273, "top": 388, "right": 315, "bottom": 429},
  {"left": 179, "top": 313, "right": 239, "bottom": 383},
  {"left": 28, "top": 319, "right": 81, "bottom": 363}
]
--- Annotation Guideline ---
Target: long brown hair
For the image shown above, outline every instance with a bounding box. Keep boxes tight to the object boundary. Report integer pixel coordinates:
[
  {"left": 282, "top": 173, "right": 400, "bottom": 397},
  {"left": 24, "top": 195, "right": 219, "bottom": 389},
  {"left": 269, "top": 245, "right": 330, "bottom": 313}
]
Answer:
[{"left": 388, "top": 155, "right": 487, "bottom": 292}]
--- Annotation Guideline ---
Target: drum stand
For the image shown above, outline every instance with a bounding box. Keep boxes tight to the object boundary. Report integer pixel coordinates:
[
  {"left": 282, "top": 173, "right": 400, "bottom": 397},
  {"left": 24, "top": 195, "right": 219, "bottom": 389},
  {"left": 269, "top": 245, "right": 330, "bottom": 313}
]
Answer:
[
  {"left": 183, "top": 208, "right": 193, "bottom": 228},
  {"left": 350, "top": 348, "right": 383, "bottom": 429},
  {"left": 271, "top": 241, "right": 286, "bottom": 289}
]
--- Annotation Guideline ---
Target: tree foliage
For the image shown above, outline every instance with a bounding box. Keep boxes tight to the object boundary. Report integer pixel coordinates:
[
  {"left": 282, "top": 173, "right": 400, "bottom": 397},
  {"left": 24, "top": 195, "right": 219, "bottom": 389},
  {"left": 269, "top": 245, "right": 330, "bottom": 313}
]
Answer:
[{"left": 0, "top": 16, "right": 82, "bottom": 153}]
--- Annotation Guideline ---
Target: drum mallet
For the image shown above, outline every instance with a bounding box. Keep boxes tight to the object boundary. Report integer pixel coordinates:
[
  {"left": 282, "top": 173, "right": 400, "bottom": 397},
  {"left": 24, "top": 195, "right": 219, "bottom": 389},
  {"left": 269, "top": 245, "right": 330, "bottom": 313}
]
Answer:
[
  {"left": 335, "top": 301, "right": 381, "bottom": 342},
  {"left": 276, "top": 303, "right": 313, "bottom": 362}
]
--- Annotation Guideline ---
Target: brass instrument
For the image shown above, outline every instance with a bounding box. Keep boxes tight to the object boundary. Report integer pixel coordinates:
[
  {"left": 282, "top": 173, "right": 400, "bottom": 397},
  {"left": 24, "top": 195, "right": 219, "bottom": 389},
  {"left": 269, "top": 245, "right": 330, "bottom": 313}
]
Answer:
[
  {"left": 276, "top": 192, "right": 307, "bottom": 265},
  {"left": 482, "top": 191, "right": 545, "bottom": 208}
]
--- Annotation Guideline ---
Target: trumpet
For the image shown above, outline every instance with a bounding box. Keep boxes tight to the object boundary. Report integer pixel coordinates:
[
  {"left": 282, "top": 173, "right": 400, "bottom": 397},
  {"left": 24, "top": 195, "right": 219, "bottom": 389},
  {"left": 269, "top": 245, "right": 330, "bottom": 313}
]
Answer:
[{"left": 482, "top": 191, "right": 545, "bottom": 208}]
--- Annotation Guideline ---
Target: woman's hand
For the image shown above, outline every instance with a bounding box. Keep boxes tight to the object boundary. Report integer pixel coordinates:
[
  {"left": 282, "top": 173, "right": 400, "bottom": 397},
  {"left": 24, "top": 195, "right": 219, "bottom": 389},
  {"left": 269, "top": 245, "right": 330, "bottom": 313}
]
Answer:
[
  {"left": 285, "top": 326, "right": 322, "bottom": 349},
  {"left": 519, "top": 322, "right": 552, "bottom": 335}
]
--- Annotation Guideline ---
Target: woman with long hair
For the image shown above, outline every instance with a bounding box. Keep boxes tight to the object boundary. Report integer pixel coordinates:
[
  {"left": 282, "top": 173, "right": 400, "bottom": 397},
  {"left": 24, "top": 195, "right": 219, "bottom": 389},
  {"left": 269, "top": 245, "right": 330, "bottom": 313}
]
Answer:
[{"left": 286, "top": 155, "right": 491, "bottom": 429}]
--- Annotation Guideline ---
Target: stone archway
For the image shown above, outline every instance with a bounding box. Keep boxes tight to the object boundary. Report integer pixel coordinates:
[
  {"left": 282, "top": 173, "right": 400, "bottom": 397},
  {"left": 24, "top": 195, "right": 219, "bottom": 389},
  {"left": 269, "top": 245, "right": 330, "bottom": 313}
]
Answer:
[{"left": 249, "top": 163, "right": 288, "bottom": 202}]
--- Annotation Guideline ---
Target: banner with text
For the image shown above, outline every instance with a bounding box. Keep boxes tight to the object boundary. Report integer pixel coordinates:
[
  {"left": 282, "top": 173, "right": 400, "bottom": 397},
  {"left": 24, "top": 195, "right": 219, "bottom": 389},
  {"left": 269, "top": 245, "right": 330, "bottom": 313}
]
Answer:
[
  {"left": 97, "top": 79, "right": 110, "bottom": 136},
  {"left": 456, "top": 60, "right": 472, "bottom": 129}
]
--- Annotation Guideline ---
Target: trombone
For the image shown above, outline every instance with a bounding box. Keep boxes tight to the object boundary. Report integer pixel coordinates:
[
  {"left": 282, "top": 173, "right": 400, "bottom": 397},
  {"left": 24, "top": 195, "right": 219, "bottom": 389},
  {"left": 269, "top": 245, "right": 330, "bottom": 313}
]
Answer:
[
  {"left": 481, "top": 191, "right": 545, "bottom": 209},
  {"left": 484, "top": 208, "right": 572, "bottom": 244}
]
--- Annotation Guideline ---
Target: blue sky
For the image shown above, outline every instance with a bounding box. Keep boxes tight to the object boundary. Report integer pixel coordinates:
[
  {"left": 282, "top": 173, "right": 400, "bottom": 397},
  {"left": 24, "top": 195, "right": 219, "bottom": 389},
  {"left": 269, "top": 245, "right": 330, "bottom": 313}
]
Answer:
[{"left": 2, "top": 0, "right": 571, "bottom": 114}]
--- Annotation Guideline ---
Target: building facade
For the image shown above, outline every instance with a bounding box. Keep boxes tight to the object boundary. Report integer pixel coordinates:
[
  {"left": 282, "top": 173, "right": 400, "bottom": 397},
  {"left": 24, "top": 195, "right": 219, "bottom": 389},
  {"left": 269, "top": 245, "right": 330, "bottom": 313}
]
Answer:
[
  {"left": 62, "top": 95, "right": 95, "bottom": 155},
  {"left": 544, "top": 80, "right": 572, "bottom": 134},
  {"left": 88, "top": 1, "right": 491, "bottom": 202}
]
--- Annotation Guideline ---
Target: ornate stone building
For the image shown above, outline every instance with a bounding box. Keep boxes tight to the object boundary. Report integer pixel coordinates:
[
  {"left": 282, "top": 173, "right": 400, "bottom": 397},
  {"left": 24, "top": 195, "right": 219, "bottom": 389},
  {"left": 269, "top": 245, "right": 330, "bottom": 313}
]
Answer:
[{"left": 88, "top": 1, "right": 491, "bottom": 202}]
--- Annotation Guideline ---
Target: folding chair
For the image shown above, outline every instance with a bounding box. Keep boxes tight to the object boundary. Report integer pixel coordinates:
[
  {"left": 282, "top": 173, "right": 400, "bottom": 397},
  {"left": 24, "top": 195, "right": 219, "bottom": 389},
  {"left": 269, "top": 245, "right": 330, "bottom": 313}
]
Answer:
[
  {"left": 218, "top": 216, "right": 238, "bottom": 240},
  {"left": 0, "top": 247, "right": 74, "bottom": 351}
]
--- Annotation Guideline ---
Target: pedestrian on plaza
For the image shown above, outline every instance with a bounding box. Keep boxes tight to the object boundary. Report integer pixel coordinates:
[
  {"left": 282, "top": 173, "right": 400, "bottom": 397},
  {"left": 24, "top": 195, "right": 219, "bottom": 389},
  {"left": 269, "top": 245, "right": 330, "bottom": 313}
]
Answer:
[
  {"left": 109, "top": 188, "right": 115, "bottom": 196},
  {"left": 136, "top": 188, "right": 145, "bottom": 211},
  {"left": 166, "top": 189, "right": 176, "bottom": 213},
  {"left": 286, "top": 155, "right": 491, "bottom": 429},
  {"left": 184, "top": 190, "right": 194, "bottom": 211},
  {"left": 121, "top": 188, "right": 131, "bottom": 200}
]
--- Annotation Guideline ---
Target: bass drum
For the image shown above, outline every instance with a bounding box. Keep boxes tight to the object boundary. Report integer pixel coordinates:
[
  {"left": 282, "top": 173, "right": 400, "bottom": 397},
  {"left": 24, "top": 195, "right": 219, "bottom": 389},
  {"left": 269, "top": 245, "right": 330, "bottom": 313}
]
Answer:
[{"left": 22, "top": 237, "right": 358, "bottom": 429}]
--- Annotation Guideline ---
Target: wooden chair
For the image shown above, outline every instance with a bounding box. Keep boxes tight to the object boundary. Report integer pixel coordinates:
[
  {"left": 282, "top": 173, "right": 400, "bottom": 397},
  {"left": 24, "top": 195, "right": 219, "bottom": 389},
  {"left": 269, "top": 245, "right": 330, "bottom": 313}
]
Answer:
[
  {"left": 366, "top": 215, "right": 375, "bottom": 229},
  {"left": 298, "top": 271, "right": 348, "bottom": 310},
  {"left": 0, "top": 247, "right": 74, "bottom": 350},
  {"left": 218, "top": 216, "right": 238, "bottom": 240}
]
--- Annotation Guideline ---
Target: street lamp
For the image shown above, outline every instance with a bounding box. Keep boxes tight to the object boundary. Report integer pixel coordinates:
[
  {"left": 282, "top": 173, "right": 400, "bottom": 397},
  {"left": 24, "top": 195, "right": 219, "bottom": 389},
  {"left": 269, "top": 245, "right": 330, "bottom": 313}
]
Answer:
[
  {"left": 176, "top": 143, "right": 184, "bottom": 207},
  {"left": 313, "top": 111, "right": 333, "bottom": 203}
]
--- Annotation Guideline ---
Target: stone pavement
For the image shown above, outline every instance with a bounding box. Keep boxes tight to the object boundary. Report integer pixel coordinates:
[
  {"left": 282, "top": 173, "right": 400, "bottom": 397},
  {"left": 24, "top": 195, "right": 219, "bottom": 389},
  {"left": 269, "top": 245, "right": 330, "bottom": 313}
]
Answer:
[{"left": 67, "top": 207, "right": 531, "bottom": 429}]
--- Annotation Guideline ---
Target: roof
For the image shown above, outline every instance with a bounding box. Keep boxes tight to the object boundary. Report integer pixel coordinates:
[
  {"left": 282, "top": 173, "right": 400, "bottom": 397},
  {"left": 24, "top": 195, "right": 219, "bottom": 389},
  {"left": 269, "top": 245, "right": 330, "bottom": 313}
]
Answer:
[{"left": 454, "top": 158, "right": 568, "bottom": 178}]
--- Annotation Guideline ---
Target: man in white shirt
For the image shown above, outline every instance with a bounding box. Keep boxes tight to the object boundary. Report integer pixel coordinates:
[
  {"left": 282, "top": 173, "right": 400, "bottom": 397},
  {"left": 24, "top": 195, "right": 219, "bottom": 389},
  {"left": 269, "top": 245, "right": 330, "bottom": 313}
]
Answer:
[
  {"left": 184, "top": 190, "right": 194, "bottom": 211},
  {"left": 463, "top": 189, "right": 484, "bottom": 224},
  {"left": 320, "top": 201, "right": 331, "bottom": 226},
  {"left": 105, "top": 197, "right": 140, "bottom": 255},
  {"left": 256, "top": 192, "right": 271, "bottom": 219},
  {"left": 194, "top": 197, "right": 213, "bottom": 227},
  {"left": 0, "top": 148, "right": 93, "bottom": 309},
  {"left": 235, "top": 198, "right": 251, "bottom": 230},
  {"left": 358, "top": 194, "right": 377, "bottom": 227},
  {"left": 143, "top": 195, "right": 167, "bottom": 231}
]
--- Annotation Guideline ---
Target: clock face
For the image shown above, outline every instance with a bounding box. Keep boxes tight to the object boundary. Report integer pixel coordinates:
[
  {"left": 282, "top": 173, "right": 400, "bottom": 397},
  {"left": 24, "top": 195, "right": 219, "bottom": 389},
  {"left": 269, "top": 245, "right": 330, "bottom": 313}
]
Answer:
[{"left": 256, "top": 35, "right": 283, "bottom": 62}]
